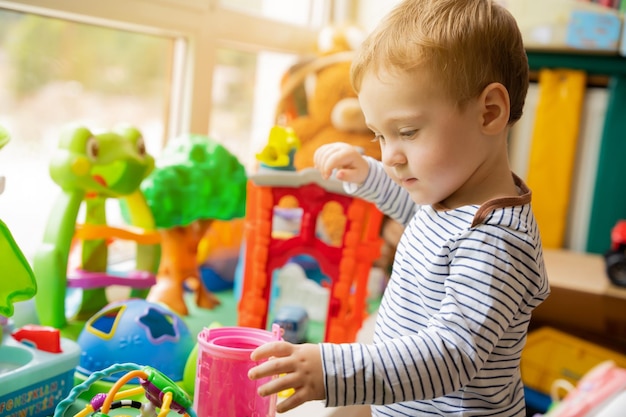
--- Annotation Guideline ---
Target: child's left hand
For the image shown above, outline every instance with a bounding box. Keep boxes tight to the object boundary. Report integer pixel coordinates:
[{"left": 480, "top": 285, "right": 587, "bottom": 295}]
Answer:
[{"left": 248, "top": 341, "right": 325, "bottom": 413}]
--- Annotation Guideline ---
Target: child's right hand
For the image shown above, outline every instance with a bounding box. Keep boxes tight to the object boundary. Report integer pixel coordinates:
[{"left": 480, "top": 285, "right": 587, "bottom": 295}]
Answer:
[
  {"left": 314, "top": 142, "right": 370, "bottom": 184},
  {"left": 248, "top": 341, "right": 324, "bottom": 413}
]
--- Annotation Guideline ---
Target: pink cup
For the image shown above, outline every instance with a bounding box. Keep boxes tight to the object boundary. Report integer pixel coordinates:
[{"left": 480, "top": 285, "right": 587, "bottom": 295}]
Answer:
[{"left": 194, "top": 325, "right": 281, "bottom": 417}]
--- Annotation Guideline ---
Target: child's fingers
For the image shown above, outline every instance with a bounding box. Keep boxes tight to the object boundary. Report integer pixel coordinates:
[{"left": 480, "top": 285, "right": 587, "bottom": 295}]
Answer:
[
  {"left": 256, "top": 371, "right": 301, "bottom": 397},
  {"left": 249, "top": 343, "right": 296, "bottom": 381},
  {"left": 250, "top": 341, "right": 293, "bottom": 361},
  {"left": 314, "top": 145, "right": 337, "bottom": 179},
  {"left": 275, "top": 388, "right": 309, "bottom": 413},
  {"left": 249, "top": 357, "right": 294, "bottom": 380},
  {"left": 313, "top": 143, "right": 331, "bottom": 165}
]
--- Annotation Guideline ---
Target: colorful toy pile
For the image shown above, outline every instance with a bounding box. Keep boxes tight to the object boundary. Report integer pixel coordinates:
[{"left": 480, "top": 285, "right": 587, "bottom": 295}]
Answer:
[{"left": 1, "top": 121, "right": 387, "bottom": 417}]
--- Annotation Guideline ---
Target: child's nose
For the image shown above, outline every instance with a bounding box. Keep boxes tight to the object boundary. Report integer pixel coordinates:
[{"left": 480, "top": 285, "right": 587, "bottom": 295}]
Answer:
[{"left": 382, "top": 143, "right": 406, "bottom": 167}]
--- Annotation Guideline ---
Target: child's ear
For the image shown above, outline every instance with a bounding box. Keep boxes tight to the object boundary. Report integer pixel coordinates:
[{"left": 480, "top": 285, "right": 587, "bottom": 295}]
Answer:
[{"left": 480, "top": 82, "right": 510, "bottom": 134}]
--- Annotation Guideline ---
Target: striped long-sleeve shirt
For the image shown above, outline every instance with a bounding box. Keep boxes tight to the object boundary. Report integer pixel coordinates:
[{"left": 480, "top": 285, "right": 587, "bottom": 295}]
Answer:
[{"left": 320, "top": 158, "right": 550, "bottom": 416}]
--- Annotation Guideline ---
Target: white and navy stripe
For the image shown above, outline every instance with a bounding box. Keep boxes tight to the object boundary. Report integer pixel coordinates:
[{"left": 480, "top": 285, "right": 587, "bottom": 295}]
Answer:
[{"left": 321, "top": 158, "right": 550, "bottom": 416}]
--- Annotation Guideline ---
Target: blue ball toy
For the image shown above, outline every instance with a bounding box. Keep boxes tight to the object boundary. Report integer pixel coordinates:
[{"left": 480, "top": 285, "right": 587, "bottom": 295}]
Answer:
[{"left": 76, "top": 299, "right": 194, "bottom": 382}]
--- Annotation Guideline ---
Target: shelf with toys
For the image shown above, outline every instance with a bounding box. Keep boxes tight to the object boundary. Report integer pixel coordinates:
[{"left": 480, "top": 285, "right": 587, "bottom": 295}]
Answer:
[
  {"left": 519, "top": 44, "right": 626, "bottom": 375},
  {"left": 513, "top": 47, "right": 626, "bottom": 257},
  {"left": 500, "top": 0, "right": 626, "bottom": 257}
]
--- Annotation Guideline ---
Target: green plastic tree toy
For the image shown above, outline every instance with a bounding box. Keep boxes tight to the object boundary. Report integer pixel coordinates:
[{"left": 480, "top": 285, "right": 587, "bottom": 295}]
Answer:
[{"left": 141, "top": 134, "right": 247, "bottom": 315}]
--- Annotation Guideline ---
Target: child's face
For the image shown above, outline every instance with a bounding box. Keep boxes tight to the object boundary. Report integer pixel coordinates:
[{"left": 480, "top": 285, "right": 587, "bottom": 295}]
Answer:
[{"left": 358, "top": 67, "right": 495, "bottom": 208}]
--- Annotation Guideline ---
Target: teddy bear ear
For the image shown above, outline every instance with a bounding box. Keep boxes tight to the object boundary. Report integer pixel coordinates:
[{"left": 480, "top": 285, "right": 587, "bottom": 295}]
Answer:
[{"left": 317, "top": 24, "right": 366, "bottom": 55}]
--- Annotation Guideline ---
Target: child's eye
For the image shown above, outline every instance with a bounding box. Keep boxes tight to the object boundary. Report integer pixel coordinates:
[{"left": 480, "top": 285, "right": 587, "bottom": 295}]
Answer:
[
  {"left": 400, "top": 129, "right": 417, "bottom": 139},
  {"left": 371, "top": 134, "right": 385, "bottom": 143}
]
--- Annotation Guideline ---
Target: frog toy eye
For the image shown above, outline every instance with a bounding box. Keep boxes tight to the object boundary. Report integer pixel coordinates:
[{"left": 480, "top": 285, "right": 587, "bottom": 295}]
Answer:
[
  {"left": 86, "top": 136, "right": 99, "bottom": 160},
  {"left": 136, "top": 136, "right": 146, "bottom": 156}
]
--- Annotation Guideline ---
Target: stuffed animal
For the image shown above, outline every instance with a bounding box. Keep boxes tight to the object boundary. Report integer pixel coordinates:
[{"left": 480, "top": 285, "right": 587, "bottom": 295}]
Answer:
[
  {"left": 274, "top": 26, "right": 401, "bottom": 282},
  {"left": 275, "top": 24, "right": 381, "bottom": 170}
]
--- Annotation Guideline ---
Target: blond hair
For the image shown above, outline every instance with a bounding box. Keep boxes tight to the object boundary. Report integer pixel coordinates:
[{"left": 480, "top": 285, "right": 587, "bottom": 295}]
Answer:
[{"left": 351, "top": 0, "right": 528, "bottom": 124}]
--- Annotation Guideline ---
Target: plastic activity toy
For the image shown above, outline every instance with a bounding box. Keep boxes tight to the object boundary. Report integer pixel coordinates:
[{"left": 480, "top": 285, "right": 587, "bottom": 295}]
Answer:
[
  {"left": 0, "top": 126, "right": 37, "bottom": 323},
  {"left": 75, "top": 299, "right": 194, "bottom": 400},
  {"left": 54, "top": 363, "right": 197, "bottom": 417},
  {"left": 237, "top": 162, "right": 383, "bottom": 343},
  {"left": 194, "top": 325, "right": 281, "bottom": 417},
  {"left": 0, "top": 125, "right": 81, "bottom": 417},
  {"left": 255, "top": 125, "right": 301, "bottom": 170},
  {"left": 141, "top": 134, "right": 247, "bottom": 315},
  {"left": 12, "top": 324, "right": 63, "bottom": 353},
  {"left": 271, "top": 262, "right": 330, "bottom": 322},
  {"left": 33, "top": 124, "right": 159, "bottom": 329},
  {"left": 271, "top": 305, "right": 309, "bottom": 344},
  {"left": 0, "top": 330, "right": 81, "bottom": 417}
]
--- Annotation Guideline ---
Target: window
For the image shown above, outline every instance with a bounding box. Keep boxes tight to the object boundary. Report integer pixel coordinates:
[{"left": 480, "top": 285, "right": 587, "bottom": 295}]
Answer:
[
  {"left": 210, "top": 48, "right": 300, "bottom": 168},
  {"left": 0, "top": 10, "right": 173, "bottom": 261},
  {"left": 0, "top": 0, "right": 327, "bottom": 260},
  {"left": 220, "top": 0, "right": 324, "bottom": 27}
]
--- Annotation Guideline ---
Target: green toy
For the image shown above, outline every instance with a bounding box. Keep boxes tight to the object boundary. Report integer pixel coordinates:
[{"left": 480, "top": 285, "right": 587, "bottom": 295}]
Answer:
[
  {"left": 33, "top": 124, "right": 158, "bottom": 329},
  {"left": 0, "top": 125, "right": 8, "bottom": 149},
  {"left": 140, "top": 134, "right": 247, "bottom": 316},
  {"left": 0, "top": 126, "right": 38, "bottom": 335}
]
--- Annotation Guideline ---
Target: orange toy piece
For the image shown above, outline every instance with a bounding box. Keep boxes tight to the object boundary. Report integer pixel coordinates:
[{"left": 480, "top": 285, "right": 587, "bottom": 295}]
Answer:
[
  {"left": 74, "top": 223, "right": 161, "bottom": 245},
  {"left": 237, "top": 168, "right": 383, "bottom": 343}
]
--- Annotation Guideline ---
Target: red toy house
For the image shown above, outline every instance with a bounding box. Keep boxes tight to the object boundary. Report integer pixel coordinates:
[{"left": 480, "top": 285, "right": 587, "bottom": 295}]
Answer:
[{"left": 237, "top": 168, "right": 383, "bottom": 343}]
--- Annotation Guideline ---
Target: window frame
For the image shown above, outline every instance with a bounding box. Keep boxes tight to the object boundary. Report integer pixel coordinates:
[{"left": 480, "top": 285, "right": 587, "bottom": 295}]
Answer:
[{"left": 0, "top": 0, "right": 327, "bottom": 144}]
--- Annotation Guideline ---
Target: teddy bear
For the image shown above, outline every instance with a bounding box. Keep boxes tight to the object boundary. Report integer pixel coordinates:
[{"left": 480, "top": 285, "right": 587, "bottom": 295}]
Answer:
[
  {"left": 274, "top": 25, "right": 402, "bottom": 280},
  {"left": 274, "top": 24, "right": 381, "bottom": 170}
]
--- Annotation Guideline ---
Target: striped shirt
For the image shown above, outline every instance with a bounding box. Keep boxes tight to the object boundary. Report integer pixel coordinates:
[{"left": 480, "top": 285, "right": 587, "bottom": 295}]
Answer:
[{"left": 321, "top": 158, "right": 550, "bottom": 416}]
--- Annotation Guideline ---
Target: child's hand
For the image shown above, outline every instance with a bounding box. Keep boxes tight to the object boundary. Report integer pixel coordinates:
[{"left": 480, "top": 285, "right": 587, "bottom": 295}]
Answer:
[
  {"left": 314, "top": 142, "right": 370, "bottom": 184},
  {"left": 248, "top": 341, "right": 324, "bottom": 413}
]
